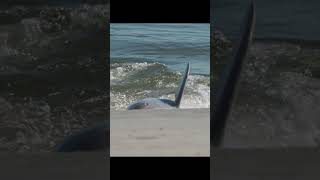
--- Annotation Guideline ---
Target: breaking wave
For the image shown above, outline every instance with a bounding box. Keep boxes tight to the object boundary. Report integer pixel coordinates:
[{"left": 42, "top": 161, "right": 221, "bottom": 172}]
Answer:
[{"left": 110, "top": 60, "right": 210, "bottom": 111}]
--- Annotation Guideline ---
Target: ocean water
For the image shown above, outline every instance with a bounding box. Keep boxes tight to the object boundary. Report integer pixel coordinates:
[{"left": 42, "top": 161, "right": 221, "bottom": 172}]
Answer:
[
  {"left": 110, "top": 23, "right": 210, "bottom": 111},
  {"left": 213, "top": 0, "right": 320, "bottom": 41}
]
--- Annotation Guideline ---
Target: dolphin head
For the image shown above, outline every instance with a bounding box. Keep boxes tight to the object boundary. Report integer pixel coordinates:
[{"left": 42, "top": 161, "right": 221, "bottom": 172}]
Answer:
[{"left": 127, "top": 98, "right": 176, "bottom": 110}]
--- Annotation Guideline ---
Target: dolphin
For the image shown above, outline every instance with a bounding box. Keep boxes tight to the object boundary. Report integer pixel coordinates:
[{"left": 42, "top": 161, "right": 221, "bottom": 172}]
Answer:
[
  {"left": 127, "top": 62, "right": 190, "bottom": 110},
  {"left": 211, "top": 1, "right": 255, "bottom": 147}
]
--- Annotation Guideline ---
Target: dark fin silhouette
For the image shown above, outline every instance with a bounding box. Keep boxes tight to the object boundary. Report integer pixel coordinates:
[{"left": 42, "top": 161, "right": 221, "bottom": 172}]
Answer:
[
  {"left": 175, "top": 62, "right": 190, "bottom": 108},
  {"left": 211, "top": 1, "right": 256, "bottom": 147},
  {"left": 56, "top": 123, "right": 109, "bottom": 152}
]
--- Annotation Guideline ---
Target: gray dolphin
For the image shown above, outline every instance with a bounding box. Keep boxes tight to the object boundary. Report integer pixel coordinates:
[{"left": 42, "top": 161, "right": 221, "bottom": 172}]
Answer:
[{"left": 127, "top": 62, "right": 190, "bottom": 110}]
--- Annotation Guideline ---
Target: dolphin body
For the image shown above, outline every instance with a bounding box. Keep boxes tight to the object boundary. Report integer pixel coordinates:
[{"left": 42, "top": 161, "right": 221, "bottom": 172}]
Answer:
[{"left": 127, "top": 62, "right": 190, "bottom": 110}]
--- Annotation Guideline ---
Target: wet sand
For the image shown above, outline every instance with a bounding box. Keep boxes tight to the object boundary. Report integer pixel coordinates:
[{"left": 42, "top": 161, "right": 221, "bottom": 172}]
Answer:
[{"left": 111, "top": 108, "right": 210, "bottom": 156}]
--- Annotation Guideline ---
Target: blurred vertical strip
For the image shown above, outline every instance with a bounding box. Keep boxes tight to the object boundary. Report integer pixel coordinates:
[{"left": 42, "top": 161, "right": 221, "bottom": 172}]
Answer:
[{"left": 211, "top": 1, "right": 255, "bottom": 147}]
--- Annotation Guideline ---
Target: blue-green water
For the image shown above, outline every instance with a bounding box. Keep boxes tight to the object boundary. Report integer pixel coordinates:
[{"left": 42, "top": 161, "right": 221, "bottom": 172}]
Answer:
[
  {"left": 110, "top": 24, "right": 210, "bottom": 110},
  {"left": 111, "top": 23, "right": 210, "bottom": 74}
]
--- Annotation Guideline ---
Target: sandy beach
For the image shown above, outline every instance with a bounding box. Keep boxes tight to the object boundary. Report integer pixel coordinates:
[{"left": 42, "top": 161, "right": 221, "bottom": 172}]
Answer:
[{"left": 110, "top": 108, "right": 210, "bottom": 156}]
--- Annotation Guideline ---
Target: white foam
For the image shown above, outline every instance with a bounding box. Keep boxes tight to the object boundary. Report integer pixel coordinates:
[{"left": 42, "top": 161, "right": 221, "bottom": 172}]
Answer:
[
  {"left": 111, "top": 63, "right": 210, "bottom": 110},
  {"left": 161, "top": 75, "right": 210, "bottom": 109},
  {"left": 110, "top": 62, "right": 160, "bottom": 84}
]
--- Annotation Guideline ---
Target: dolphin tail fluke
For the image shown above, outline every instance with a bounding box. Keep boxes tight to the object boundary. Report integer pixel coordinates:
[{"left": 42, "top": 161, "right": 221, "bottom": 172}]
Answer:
[{"left": 175, "top": 62, "right": 190, "bottom": 108}]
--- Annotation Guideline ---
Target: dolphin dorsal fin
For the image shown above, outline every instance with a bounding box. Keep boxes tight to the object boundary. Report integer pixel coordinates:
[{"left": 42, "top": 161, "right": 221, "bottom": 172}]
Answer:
[{"left": 175, "top": 62, "right": 190, "bottom": 108}]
